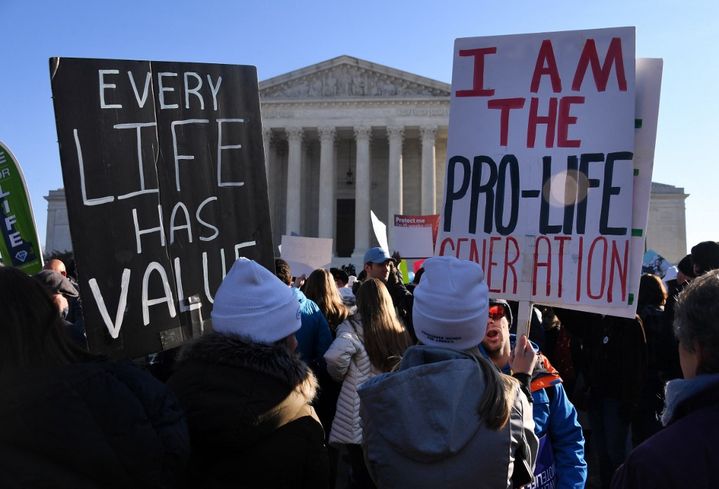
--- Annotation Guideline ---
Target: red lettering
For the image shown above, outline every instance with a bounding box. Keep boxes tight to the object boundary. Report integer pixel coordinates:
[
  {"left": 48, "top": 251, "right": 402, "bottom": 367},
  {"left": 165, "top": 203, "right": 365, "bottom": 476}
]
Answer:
[
  {"left": 456, "top": 47, "right": 497, "bottom": 97},
  {"left": 576, "top": 236, "right": 584, "bottom": 301},
  {"left": 555, "top": 236, "right": 571, "bottom": 298},
  {"left": 527, "top": 97, "right": 557, "bottom": 148},
  {"left": 488, "top": 98, "right": 525, "bottom": 146},
  {"left": 456, "top": 238, "right": 469, "bottom": 258},
  {"left": 587, "top": 237, "right": 608, "bottom": 299},
  {"left": 530, "top": 40, "right": 562, "bottom": 93},
  {"left": 438, "top": 237, "right": 455, "bottom": 256},
  {"left": 487, "top": 236, "right": 501, "bottom": 293},
  {"left": 608, "top": 239, "right": 629, "bottom": 302},
  {"left": 571, "top": 37, "right": 628, "bottom": 92},
  {"left": 469, "top": 238, "right": 481, "bottom": 264},
  {"left": 532, "top": 236, "right": 552, "bottom": 296},
  {"left": 503, "top": 236, "right": 520, "bottom": 294},
  {"left": 557, "top": 96, "right": 584, "bottom": 147}
]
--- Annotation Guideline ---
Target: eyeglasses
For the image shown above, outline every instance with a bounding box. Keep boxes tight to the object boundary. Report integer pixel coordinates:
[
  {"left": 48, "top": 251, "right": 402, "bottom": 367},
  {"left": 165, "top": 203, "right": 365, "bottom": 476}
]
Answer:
[{"left": 488, "top": 305, "right": 506, "bottom": 321}]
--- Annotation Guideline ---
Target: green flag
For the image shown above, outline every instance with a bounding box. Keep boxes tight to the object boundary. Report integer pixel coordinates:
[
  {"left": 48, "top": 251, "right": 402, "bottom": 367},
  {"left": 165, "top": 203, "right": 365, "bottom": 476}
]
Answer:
[{"left": 0, "top": 141, "right": 43, "bottom": 274}]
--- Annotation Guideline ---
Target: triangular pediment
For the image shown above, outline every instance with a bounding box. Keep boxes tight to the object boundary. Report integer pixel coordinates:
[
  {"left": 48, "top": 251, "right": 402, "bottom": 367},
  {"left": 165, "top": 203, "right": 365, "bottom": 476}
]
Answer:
[{"left": 260, "top": 55, "right": 450, "bottom": 100}]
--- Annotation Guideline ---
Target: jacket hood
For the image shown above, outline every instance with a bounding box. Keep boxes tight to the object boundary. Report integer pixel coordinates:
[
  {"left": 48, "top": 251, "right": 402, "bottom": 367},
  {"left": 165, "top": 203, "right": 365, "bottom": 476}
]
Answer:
[
  {"left": 170, "top": 332, "right": 318, "bottom": 449},
  {"left": 358, "top": 345, "right": 488, "bottom": 462}
]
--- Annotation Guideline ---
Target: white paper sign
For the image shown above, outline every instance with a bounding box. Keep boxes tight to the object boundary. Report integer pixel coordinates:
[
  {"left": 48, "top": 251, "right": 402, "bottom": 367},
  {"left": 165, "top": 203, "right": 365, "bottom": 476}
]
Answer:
[
  {"left": 280, "top": 235, "right": 333, "bottom": 277},
  {"left": 392, "top": 215, "right": 439, "bottom": 258},
  {"left": 371, "top": 210, "right": 389, "bottom": 252},
  {"left": 437, "top": 27, "right": 639, "bottom": 312}
]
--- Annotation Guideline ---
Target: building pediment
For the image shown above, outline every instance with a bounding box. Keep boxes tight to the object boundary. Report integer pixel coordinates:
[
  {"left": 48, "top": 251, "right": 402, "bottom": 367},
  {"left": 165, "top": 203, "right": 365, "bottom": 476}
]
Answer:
[{"left": 260, "top": 55, "right": 450, "bottom": 100}]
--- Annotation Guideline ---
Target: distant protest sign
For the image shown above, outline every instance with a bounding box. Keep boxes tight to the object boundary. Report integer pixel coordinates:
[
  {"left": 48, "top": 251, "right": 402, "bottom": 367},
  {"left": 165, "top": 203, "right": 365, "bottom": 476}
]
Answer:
[
  {"left": 0, "top": 141, "right": 43, "bottom": 274},
  {"left": 280, "top": 235, "right": 333, "bottom": 277},
  {"left": 437, "top": 27, "right": 647, "bottom": 316},
  {"left": 50, "top": 58, "right": 273, "bottom": 358},
  {"left": 392, "top": 214, "right": 439, "bottom": 258}
]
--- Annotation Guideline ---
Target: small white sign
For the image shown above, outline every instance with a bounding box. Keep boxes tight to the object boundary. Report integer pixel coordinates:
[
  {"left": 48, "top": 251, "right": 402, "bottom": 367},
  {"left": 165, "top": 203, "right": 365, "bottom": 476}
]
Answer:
[{"left": 280, "top": 235, "right": 334, "bottom": 277}]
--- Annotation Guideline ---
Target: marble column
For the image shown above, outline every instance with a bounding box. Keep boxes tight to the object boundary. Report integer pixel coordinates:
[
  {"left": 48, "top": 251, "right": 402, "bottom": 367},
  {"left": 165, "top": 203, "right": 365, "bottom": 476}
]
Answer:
[
  {"left": 420, "top": 125, "right": 437, "bottom": 214},
  {"left": 285, "top": 127, "right": 303, "bottom": 235},
  {"left": 353, "top": 126, "right": 372, "bottom": 257},
  {"left": 318, "top": 126, "right": 336, "bottom": 239},
  {"left": 387, "top": 125, "right": 404, "bottom": 248}
]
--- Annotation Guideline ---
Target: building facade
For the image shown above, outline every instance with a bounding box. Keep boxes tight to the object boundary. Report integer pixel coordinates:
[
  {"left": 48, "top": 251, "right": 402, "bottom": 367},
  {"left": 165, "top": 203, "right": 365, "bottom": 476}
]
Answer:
[{"left": 45, "top": 55, "right": 689, "bottom": 264}]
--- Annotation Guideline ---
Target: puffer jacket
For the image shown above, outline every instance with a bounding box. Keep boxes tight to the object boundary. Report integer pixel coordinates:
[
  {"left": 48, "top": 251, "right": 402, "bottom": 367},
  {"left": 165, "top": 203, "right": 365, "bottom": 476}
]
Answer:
[
  {"left": 358, "top": 345, "right": 538, "bottom": 489},
  {"left": 324, "top": 314, "right": 380, "bottom": 445}
]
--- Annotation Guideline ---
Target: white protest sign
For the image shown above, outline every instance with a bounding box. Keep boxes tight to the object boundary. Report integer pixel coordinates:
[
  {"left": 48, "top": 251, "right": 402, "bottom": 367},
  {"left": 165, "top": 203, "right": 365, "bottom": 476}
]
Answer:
[
  {"left": 392, "top": 215, "right": 439, "bottom": 258},
  {"left": 371, "top": 210, "right": 389, "bottom": 252},
  {"left": 280, "top": 235, "right": 333, "bottom": 277},
  {"left": 567, "top": 58, "right": 662, "bottom": 317},
  {"left": 437, "top": 27, "right": 638, "bottom": 313}
]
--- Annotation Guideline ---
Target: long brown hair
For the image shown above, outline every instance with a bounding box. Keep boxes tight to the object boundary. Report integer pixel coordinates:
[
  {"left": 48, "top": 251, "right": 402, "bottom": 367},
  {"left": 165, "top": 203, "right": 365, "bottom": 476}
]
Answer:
[
  {"left": 304, "top": 268, "right": 349, "bottom": 330},
  {"left": 356, "top": 278, "right": 413, "bottom": 372}
]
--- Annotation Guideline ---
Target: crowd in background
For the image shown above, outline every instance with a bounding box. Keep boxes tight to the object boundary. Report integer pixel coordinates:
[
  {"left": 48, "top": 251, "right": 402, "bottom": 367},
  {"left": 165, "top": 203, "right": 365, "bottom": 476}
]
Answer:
[{"left": 2, "top": 241, "right": 719, "bottom": 488}]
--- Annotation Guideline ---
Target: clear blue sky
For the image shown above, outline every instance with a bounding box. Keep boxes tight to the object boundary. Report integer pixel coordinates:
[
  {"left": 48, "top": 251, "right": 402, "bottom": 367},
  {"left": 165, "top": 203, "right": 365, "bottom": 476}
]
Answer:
[{"left": 2, "top": 0, "right": 716, "bottom": 257}]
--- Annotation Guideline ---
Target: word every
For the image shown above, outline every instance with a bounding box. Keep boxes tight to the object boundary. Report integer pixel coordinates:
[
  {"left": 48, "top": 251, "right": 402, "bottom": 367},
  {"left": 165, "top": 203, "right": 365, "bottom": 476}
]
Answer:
[{"left": 98, "top": 69, "right": 223, "bottom": 111}]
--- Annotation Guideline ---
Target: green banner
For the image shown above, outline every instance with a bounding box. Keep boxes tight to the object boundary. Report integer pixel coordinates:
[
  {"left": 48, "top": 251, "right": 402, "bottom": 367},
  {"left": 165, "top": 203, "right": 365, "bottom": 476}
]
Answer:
[{"left": 0, "top": 141, "right": 42, "bottom": 274}]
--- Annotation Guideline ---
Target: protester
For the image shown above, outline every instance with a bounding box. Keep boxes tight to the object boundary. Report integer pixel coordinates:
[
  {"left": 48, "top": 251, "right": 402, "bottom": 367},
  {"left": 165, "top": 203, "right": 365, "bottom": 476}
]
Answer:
[
  {"left": 690, "top": 240, "right": 719, "bottom": 277},
  {"left": 612, "top": 270, "right": 719, "bottom": 488},
  {"left": 324, "top": 278, "right": 413, "bottom": 489},
  {"left": 305, "top": 268, "right": 351, "bottom": 333},
  {"left": 480, "top": 299, "right": 587, "bottom": 489},
  {"left": 168, "top": 258, "right": 329, "bottom": 488},
  {"left": 304, "top": 267, "right": 353, "bottom": 487},
  {"left": 275, "top": 258, "right": 333, "bottom": 371},
  {"left": 555, "top": 308, "right": 646, "bottom": 489},
  {"left": 360, "top": 247, "right": 414, "bottom": 337},
  {"left": 632, "top": 274, "right": 672, "bottom": 445},
  {"left": 0, "top": 266, "right": 189, "bottom": 488},
  {"left": 44, "top": 257, "right": 85, "bottom": 327},
  {"left": 358, "top": 256, "right": 538, "bottom": 489},
  {"left": 330, "top": 267, "right": 356, "bottom": 306},
  {"left": 33, "top": 268, "right": 87, "bottom": 347}
]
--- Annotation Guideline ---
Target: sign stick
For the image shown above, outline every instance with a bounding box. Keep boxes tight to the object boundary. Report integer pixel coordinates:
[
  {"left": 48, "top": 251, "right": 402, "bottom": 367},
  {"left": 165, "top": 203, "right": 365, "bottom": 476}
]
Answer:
[{"left": 516, "top": 300, "right": 533, "bottom": 339}]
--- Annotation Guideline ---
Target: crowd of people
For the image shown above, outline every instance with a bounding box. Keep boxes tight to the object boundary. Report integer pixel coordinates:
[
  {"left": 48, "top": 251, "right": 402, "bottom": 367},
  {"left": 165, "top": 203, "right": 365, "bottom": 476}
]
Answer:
[{"left": 2, "top": 241, "right": 719, "bottom": 488}]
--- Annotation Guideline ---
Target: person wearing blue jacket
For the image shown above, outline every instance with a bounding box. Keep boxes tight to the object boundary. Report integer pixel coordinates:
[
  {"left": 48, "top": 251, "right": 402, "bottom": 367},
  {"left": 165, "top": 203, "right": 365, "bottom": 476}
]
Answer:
[
  {"left": 481, "top": 299, "right": 587, "bottom": 489},
  {"left": 275, "top": 259, "right": 333, "bottom": 369}
]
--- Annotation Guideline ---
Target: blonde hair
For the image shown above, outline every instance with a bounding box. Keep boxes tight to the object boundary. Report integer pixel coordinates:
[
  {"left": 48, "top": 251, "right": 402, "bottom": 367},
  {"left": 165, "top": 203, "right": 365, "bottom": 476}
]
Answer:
[
  {"left": 356, "top": 278, "right": 413, "bottom": 372},
  {"left": 304, "top": 269, "right": 349, "bottom": 331},
  {"left": 473, "top": 353, "right": 519, "bottom": 430}
]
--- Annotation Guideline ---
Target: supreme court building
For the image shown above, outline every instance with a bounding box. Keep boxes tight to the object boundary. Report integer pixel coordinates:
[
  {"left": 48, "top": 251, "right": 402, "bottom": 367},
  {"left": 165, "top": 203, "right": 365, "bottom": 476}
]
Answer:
[{"left": 45, "top": 55, "right": 689, "bottom": 264}]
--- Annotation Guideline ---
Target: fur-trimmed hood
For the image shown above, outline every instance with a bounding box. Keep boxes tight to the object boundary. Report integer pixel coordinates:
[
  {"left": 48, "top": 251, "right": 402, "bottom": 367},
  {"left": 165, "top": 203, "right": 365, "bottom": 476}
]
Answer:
[
  {"left": 176, "top": 332, "right": 318, "bottom": 402},
  {"left": 168, "top": 332, "right": 320, "bottom": 449}
]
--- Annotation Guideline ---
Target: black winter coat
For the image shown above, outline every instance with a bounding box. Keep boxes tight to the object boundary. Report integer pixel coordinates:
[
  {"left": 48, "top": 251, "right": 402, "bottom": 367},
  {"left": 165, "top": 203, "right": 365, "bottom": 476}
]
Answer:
[
  {"left": 0, "top": 361, "right": 190, "bottom": 489},
  {"left": 612, "top": 376, "right": 719, "bottom": 488},
  {"left": 167, "top": 333, "right": 329, "bottom": 489}
]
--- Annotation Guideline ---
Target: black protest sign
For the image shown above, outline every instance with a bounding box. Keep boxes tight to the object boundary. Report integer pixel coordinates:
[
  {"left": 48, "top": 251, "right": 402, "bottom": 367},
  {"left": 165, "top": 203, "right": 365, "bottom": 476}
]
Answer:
[{"left": 50, "top": 58, "right": 273, "bottom": 359}]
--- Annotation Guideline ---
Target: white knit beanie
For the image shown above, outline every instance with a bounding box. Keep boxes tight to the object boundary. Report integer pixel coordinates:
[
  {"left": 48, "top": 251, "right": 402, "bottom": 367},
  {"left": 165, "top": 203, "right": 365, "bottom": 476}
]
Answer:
[
  {"left": 413, "top": 256, "right": 489, "bottom": 350},
  {"left": 211, "top": 258, "right": 301, "bottom": 344}
]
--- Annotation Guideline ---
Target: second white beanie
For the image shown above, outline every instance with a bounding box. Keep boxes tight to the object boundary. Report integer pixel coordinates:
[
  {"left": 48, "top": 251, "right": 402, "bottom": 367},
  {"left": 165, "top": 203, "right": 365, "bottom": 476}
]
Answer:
[{"left": 413, "top": 256, "right": 489, "bottom": 351}]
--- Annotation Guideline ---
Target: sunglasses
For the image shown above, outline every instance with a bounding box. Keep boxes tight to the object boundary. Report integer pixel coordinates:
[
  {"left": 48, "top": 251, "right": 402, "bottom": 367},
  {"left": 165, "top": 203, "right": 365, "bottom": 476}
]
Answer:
[{"left": 488, "top": 304, "right": 506, "bottom": 321}]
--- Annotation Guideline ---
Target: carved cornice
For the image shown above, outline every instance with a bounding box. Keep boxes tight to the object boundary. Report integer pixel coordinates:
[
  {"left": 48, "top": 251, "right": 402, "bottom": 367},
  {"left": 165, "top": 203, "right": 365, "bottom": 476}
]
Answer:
[{"left": 261, "top": 100, "right": 450, "bottom": 120}]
